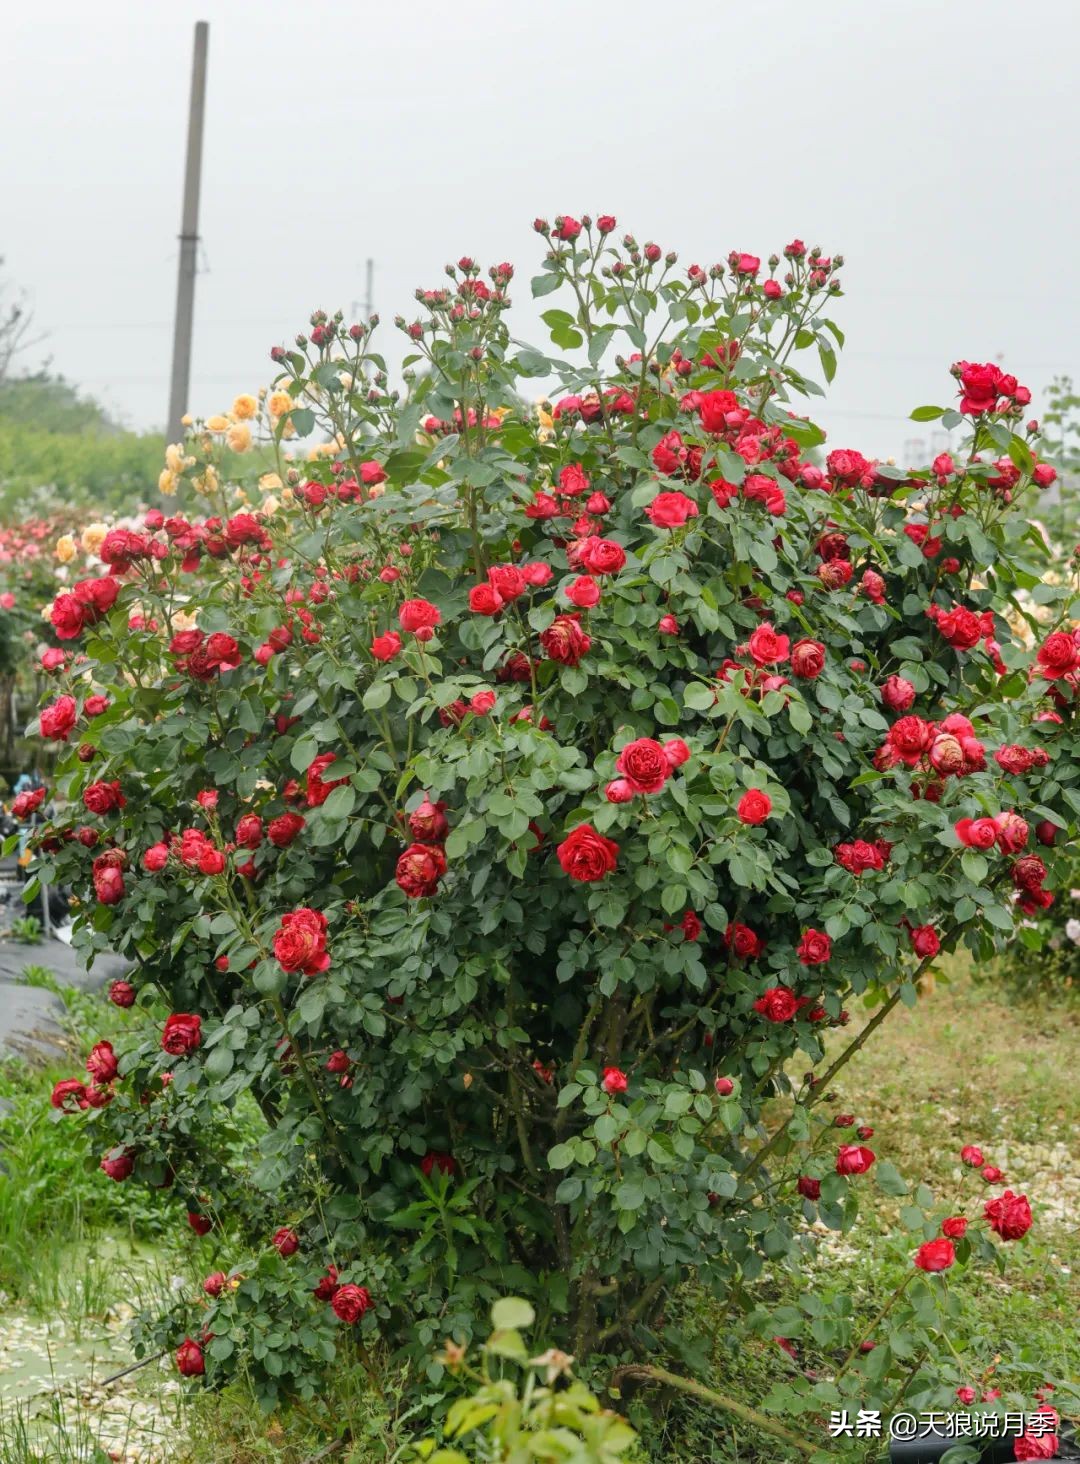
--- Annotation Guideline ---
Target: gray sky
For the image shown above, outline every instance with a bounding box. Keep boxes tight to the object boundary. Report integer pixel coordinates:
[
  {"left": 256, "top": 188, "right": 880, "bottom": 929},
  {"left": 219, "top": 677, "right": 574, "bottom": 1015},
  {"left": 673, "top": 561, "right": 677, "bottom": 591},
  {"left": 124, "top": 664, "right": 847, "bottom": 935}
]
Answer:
[{"left": 5, "top": 0, "right": 1078, "bottom": 460}]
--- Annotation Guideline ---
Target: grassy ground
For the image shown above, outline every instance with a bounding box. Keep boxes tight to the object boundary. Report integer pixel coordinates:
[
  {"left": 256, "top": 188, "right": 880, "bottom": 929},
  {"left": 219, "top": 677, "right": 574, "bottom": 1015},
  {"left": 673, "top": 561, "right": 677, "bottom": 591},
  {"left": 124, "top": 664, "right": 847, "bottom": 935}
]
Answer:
[{"left": 0, "top": 963, "right": 1076, "bottom": 1462}]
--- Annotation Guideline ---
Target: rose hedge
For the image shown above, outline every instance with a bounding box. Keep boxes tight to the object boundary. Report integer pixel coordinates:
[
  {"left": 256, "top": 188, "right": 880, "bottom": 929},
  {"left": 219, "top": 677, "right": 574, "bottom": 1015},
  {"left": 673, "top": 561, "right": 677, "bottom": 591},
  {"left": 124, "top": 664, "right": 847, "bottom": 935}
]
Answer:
[{"left": 30, "top": 219, "right": 1080, "bottom": 1435}]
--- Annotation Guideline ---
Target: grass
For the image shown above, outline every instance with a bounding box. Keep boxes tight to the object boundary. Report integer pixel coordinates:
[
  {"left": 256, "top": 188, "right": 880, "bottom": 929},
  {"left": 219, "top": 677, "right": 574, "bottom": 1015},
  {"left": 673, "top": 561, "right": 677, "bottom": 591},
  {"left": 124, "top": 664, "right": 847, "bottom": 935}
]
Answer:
[{"left": 0, "top": 963, "right": 1076, "bottom": 1462}]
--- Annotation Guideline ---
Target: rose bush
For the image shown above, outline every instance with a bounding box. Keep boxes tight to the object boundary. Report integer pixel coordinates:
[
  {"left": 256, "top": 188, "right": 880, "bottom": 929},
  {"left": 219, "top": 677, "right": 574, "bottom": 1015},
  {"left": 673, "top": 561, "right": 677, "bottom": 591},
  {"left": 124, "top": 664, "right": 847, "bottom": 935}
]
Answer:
[{"left": 30, "top": 217, "right": 1080, "bottom": 1442}]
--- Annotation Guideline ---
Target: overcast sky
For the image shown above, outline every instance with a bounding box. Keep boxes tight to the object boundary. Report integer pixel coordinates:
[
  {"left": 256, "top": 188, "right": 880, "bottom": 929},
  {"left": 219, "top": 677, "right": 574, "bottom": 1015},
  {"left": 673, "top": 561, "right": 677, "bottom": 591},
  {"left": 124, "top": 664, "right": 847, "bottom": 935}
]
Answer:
[{"left": 5, "top": 0, "right": 1078, "bottom": 460}]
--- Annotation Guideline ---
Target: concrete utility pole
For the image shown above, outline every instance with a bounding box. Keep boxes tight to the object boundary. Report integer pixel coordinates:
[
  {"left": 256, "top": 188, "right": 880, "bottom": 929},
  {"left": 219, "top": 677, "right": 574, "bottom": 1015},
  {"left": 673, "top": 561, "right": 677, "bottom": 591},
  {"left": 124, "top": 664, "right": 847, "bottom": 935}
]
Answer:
[
  {"left": 167, "top": 21, "right": 209, "bottom": 443},
  {"left": 364, "top": 258, "right": 374, "bottom": 319}
]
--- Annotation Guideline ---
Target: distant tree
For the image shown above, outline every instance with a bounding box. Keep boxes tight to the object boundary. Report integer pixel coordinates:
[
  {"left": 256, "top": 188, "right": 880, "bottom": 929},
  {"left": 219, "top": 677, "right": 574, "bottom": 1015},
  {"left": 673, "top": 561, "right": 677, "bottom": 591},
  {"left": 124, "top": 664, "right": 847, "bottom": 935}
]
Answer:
[{"left": 0, "top": 258, "right": 46, "bottom": 383}]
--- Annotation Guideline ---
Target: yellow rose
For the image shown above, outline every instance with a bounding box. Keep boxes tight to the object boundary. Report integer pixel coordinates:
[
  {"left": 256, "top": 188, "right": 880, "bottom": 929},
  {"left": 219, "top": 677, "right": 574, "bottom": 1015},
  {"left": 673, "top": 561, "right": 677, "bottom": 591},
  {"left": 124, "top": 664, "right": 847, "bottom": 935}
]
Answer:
[
  {"left": 193, "top": 466, "right": 219, "bottom": 494},
  {"left": 81, "top": 523, "right": 107, "bottom": 555},
  {"left": 205, "top": 414, "right": 229, "bottom": 433},
  {"left": 226, "top": 424, "right": 253, "bottom": 454},
  {"left": 171, "top": 609, "right": 199, "bottom": 632},
  {"left": 231, "top": 394, "right": 257, "bottom": 421},
  {"left": 159, "top": 469, "right": 178, "bottom": 496},
  {"left": 165, "top": 442, "right": 188, "bottom": 473},
  {"left": 267, "top": 390, "right": 293, "bottom": 419},
  {"left": 261, "top": 494, "right": 280, "bottom": 516},
  {"left": 259, "top": 472, "right": 283, "bottom": 493},
  {"left": 535, "top": 402, "right": 554, "bottom": 430},
  {"left": 180, "top": 412, "right": 194, "bottom": 427},
  {"left": 55, "top": 535, "right": 77, "bottom": 564}
]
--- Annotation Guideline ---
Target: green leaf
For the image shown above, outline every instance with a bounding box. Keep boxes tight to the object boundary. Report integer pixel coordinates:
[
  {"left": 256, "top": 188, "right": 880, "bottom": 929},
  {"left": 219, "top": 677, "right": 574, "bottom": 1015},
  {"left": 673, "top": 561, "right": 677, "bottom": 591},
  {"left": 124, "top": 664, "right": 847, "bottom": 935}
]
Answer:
[
  {"left": 909, "top": 405, "right": 944, "bottom": 422},
  {"left": 491, "top": 1296, "right": 535, "bottom": 1331},
  {"left": 531, "top": 272, "right": 562, "bottom": 298}
]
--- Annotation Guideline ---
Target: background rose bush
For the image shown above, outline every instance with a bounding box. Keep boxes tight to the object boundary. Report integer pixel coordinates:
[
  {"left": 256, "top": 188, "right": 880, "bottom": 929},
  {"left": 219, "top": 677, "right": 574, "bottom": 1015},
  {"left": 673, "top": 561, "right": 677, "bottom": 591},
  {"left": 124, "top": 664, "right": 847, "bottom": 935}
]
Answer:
[{"left": 27, "top": 218, "right": 1080, "bottom": 1445}]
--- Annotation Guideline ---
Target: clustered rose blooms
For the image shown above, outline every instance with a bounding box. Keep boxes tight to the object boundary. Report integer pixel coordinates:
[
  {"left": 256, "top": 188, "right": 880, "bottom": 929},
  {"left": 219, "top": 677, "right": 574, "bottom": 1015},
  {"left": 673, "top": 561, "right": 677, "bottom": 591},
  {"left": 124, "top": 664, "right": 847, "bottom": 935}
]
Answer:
[{"left": 30, "top": 221, "right": 1074, "bottom": 1421}]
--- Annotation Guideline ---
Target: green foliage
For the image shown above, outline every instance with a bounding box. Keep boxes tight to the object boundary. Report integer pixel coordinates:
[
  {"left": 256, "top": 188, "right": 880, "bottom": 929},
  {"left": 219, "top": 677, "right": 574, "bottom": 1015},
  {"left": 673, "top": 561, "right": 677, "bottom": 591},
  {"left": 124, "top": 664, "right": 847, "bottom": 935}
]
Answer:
[{"left": 405, "top": 1298, "right": 641, "bottom": 1463}]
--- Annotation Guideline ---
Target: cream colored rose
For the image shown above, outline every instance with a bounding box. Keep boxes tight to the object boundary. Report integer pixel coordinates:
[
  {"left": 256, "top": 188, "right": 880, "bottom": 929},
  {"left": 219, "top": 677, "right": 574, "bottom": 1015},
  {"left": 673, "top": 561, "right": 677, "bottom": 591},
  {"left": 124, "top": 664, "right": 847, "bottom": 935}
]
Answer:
[
  {"left": 55, "top": 535, "right": 77, "bottom": 564},
  {"left": 159, "top": 469, "right": 178, "bottom": 496},
  {"left": 267, "top": 390, "right": 293, "bottom": 419},
  {"left": 81, "top": 523, "right": 107, "bottom": 555},
  {"left": 231, "top": 394, "right": 257, "bottom": 421},
  {"left": 205, "top": 414, "right": 229, "bottom": 433},
  {"left": 226, "top": 423, "right": 253, "bottom": 454}
]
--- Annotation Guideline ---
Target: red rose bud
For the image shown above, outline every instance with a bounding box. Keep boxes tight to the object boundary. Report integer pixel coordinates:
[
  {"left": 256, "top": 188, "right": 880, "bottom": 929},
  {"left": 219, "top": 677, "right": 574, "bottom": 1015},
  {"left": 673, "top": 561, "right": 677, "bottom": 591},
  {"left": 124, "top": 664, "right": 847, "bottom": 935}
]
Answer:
[
  {"left": 714, "top": 1077, "right": 734, "bottom": 1096},
  {"left": 960, "top": 1145, "right": 984, "bottom": 1167},
  {"left": 797, "top": 1175, "right": 821, "bottom": 1201},
  {"left": 330, "top": 1283, "right": 371, "bottom": 1323},
  {"left": 942, "top": 1216, "right": 968, "bottom": 1239},
  {"left": 601, "top": 1066, "right": 628, "bottom": 1095},
  {"left": 202, "top": 1271, "right": 227, "bottom": 1297},
  {"left": 109, "top": 979, "right": 136, "bottom": 1008}
]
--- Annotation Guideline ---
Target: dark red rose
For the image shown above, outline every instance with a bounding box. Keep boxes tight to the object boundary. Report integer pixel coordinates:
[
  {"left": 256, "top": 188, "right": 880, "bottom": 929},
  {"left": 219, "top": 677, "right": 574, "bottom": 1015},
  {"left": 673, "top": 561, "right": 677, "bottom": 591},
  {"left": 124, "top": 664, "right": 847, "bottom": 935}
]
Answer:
[
  {"left": 175, "top": 1338, "right": 205, "bottom": 1376},
  {"left": 86, "top": 1040, "right": 118, "bottom": 1084},
  {"left": 984, "top": 1189, "right": 1032, "bottom": 1241},
  {"left": 914, "top": 1238, "right": 955, "bottom": 1272},
  {"left": 313, "top": 1265, "right": 339, "bottom": 1301},
  {"left": 615, "top": 738, "right": 670, "bottom": 795},
  {"left": 797, "top": 1175, "right": 821, "bottom": 1201},
  {"left": 797, "top": 929, "right": 831, "bottom": 965},
  {"left": 267, "top": 812, "right": 305, "bottom": 847},
  {"left": 162, "top": 1013, "right": 202, "bottom": 1056},
  {"left": 272, "top": 1227, "right": 299, "bottom": 1257},
  {"left": 305, "top": 752, "right": 348, "bottom": 808},
  {"left": 724, "top": 922, "right": 764, "bottom": 960},
  {"left": 203, "top": 1272, "right": 227, "bottom": 1297},
  {"left": 790, "top": 639, "right": 825, "bottom": 679},
  {"left": 273, "top": 907, "right": 331, "bottom": 974},
  {"left": 330, "top": 1283, "right": 371, "bottom": 1323},
  {"left": 909, "top": 924, "right": 940, "bottom": 958},
  {"left": 395, "top": 843, "right": 447, "bottom": 898},
  {"left": 100, "top": 1148, "right": 134, "bottom": 1182},
  {"left": 753, "top": 987, "right": 799, "bottom": 1022},
  {"left": 540, "top": 614, "right": 591, "bottom": 666},
  {"left": 109, "top": 979, "right": 136, "bottom": 1008},
  {"left": 408, "top": 798, "right": 449, "bottom": 842},
  {"left": 556, "top": 824, "right": 618, "bottom": 882},
  {"left": 942, "top": 1216, "right": 968, "bottom": 1239},
  {"left": 83, "top": 780, "right": 125, "bottom": 815},
  {"left": 235, "top": 814, "right": 263, "bottom": 849}
]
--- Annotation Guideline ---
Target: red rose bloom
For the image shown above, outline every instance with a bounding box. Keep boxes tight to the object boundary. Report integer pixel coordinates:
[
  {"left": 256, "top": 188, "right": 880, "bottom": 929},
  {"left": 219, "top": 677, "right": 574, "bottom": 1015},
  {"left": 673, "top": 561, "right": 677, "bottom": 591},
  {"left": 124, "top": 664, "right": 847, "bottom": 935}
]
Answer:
[
  {"left": 313, "top": 1265, "right": 339, "bottom": 1301},
  {"left": 984, "top": 1189, "right": 1032, "bottom": 1241},
  {"left": 556, "top": 824, "right": 619, "bottom": 882},
  {"left": 881, "top": 675, "right": 916, "bottom": 712},
  {"left": 736, "top": 789, "right": 771, "bottom": 825},
  {"left": 646, "top": 491, "right": 699, "bottom": 529},
  {"left": 797, "top": 929, "right": 832, "bottom": 965},
  {"left": 909, "top": 924, "right": 940, "bottom": 958},
  {"left": 725, "top": 923, "right": 765, "bottom": 960},
  {"left": 371, "top": 631, "right": 401, "bottom": 662},
  {"left": 267, "top": 812, "right": 305, "bottom": 847},
  {"left": 175, "top": 1338, "right": 205, "bottom": 1376},
  {"left": 753, "top": 987, "right": 799, "bottom": 1023},
  {"left": 330, "top": 1283, "right": 371, "bottom": 1323},
  {"left": 306, "top": 752, "right": 348, "bottom": 808},
  {"left": 914, "top": 1238, "right": 955, "bottom": 1272},
  {"left": 956, "top": 360, "right": 1002, "bottom": 415},
  {"left": 109, "top": 979, "right": 136, "bottom": 1008},
  {"left": 790, "top": 639, "right": 825, "bottom": 679},
  {"left": 1035, "top": 630, "right": 1079, "bottom": 680},
  {"left": 83, "top": 780, "right": 125, "bottom": 815},
  {"left": 601, "top": 1066, "right": 628, "bottom": 1095},
  {"left": 40, "top": 694, "right": 78, "bottom": 741},
  {"left": 942, "top": 1216, "right": 968, "bottom": 1239},
  {"left": 468, "top": 583, "right": 503, "bottom": 616},
  {"left": 540, "top": 614, "right": 591, "bottom": 666},
  {"left": 273, "top": 907, "right": 331, "bottom": 974},
  {"left": 235, "top": 814, "right": 263, "bottom": 849},
  {"left": 203, "top": 1272, "right": 227, "bottom": 1298},
  {"left": 398, "top": 599, "right": 441, "bottom": 636},
  {"left": 835, "top": 1145, "right": 876, "bottom": 1175},
  {"left": 747, "top": 624, "right": 790, "bottom": 666},
  {"left": 100, "top": 1148, "right": 134, "bottom": 1182},
  {"left": 395, "top": 843, "right": 447, "bottom": 898},
  {"left": 575, "top": 537, "right": 626, "bottom": 576},
  {"left": 797, "top": 1176, "right": 821, "bottom": 1201},
  {"left": 887, "top": 716, "right": 936, "bottom": 765},
  {"left": 615, "top": 738, "right": 670, "bottom": 795},
  {"left": 272, "top": 1227, "right": 299, "bottom": 1257},
  {"left": 960, "top": 1145, "right": 984, "bottom": 1167},
  {"left": 955, "top": 817, "right": 998, "bottom": 850},
  {"left": 86, "top": 1040, "right": 118, "bottom": 1084},
  {"left": 558, "top": 463, "right": 590, "bottom": 497},
  {"left": 162, "top": 1013, "right": 202, "bottom": 1056}
]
